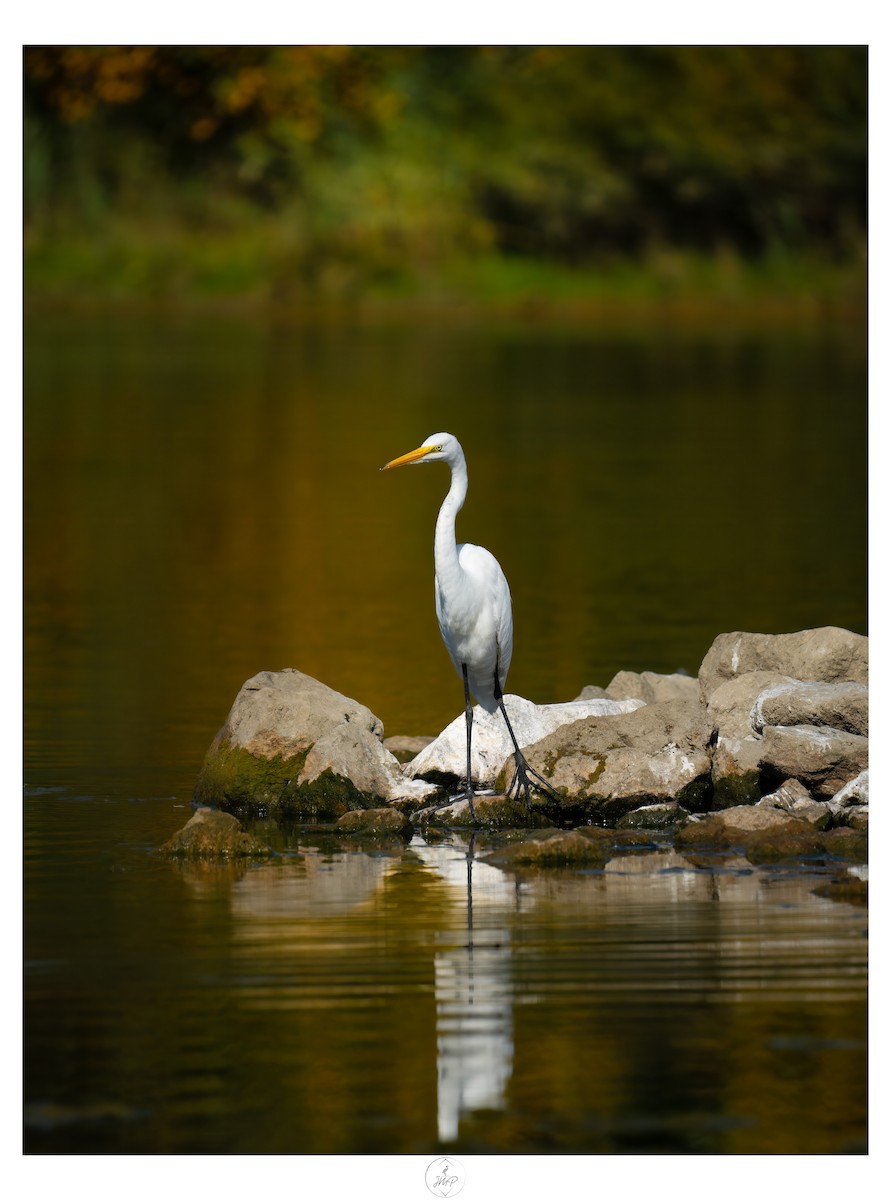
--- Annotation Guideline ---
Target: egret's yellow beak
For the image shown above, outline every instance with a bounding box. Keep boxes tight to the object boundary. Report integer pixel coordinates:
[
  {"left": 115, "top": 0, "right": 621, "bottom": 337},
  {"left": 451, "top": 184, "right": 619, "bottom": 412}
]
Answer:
[{"left": 380, "top": 444, "right": 436, "bottom": 471}]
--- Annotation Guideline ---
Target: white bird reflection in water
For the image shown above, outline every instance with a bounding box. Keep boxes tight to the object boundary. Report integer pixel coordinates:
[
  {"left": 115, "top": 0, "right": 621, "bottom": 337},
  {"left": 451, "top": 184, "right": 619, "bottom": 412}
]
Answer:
[
  {"left": 412, "top": 837, "right": 521, "bottom": 1143},
  {"left": 197, "top": 832, "right": 864, "bottom": 1149}
]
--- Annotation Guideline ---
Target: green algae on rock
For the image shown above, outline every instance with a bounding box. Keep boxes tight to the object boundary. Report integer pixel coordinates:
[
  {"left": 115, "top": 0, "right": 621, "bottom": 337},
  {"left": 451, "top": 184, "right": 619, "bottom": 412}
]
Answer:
[
  {"left": 334, "top": 807, "right": 414, "bottom": 837},
  {"left": 161, "top": 807, "right": 272, "bottom": 859},
  {"left": 193, "top": 668, "right": 436, "bottom": 818}
]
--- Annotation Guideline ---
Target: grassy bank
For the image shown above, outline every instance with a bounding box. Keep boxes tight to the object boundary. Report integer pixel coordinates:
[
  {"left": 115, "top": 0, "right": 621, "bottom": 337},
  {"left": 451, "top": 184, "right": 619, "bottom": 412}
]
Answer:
[{"left": 25, "top": 221, "right": 866, "bottom": 324}]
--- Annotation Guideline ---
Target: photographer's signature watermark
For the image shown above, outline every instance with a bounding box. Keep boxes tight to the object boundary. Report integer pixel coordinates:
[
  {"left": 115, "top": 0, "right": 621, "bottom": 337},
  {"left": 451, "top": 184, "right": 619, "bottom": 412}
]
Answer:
[{"left": 425, "top": 1156, "right": 466, "bottom": 1197}]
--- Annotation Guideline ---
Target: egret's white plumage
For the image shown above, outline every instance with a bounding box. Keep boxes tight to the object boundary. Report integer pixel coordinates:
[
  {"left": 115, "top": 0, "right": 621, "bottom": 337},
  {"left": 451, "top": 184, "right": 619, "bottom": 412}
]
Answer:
[{"left": 382, "top": 432, "right": 554, "bottom": 817}]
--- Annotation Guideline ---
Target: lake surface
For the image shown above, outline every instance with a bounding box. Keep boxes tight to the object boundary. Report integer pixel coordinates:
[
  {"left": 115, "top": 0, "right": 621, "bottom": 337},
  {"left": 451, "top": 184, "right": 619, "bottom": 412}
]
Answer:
[{"left": 24, "top": 311, "right": 867, "bottom": 1155}]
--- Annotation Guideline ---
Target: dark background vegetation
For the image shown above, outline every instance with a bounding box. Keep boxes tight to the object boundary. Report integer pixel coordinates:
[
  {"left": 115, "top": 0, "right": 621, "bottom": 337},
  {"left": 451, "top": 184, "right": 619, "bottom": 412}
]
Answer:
[{"left": 24, "top": 45, "right": 867, "bottom": 308}]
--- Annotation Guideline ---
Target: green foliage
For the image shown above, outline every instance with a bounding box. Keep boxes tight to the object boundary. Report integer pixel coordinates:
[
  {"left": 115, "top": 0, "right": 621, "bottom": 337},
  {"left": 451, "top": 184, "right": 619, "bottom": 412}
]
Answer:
[{"left": 24, "top": 46, "right": 866, "bottom": 301}]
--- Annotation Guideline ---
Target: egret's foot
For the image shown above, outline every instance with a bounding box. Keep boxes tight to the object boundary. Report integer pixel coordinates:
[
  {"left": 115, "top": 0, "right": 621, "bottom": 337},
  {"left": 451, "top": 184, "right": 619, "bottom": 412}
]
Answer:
[{"left": 505, "top": 753, "right": 559, "bottom": 811}]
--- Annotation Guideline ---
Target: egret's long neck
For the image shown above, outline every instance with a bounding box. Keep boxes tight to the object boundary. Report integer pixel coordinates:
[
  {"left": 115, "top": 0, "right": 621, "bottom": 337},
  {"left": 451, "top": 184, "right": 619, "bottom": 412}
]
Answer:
[{"left": 434, "top": 454, "right": 468, "bottom": 587}]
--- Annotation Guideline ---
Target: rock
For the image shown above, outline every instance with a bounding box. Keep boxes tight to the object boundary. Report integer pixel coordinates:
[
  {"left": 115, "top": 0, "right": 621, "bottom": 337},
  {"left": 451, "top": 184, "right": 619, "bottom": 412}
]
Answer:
[
  {"left": 758, "top": 725, "right": 869, "bottom": 799},
  {"left": 194, "top": 669, "right": 436, "bottom": 819},
  {"left": 827, "top": 769, "right": 869, "bottom": 829},
  {"left": 757, "top": 779, "right": 832, "bottom": 829},
  {"left": 616, "top": 802, "right": 691, "bottom": 831},
  {"left": 704, "top": 804, "right": 805, "bottom": 834},
  {"left": 675, "top": 806, "right": 868, "bottom": 865},
  {"left": 485, "top": 828, "right": 614, "bottom": 869},
  {"left": 523, "top": 697, "right": 712, "bottom": 824},
  {"left": 161, "top": 807, "right": 271, "bottom": 858},
  {"left": 675, "top": 808, "right": 826, "bottom": 862},
  {"left": 415, "top": 794, "right": 555, "bottom": 830},
  {"left": 839, "top": 807, "right": 869, "bottom": 831},
  {"left": 829, "top": 769, "right": 869, "bottom": 808},
  {"left": 382, "top": 735, "right": 435, "bottom": 762},
  {"left": 404, "top": 694, "right": 645, "bottom": 790},
  {"left": 573, "top": 684, "right": 608, "bottom": 700},
  {"left": 820, "top": 827, "right": 869, "bottom": 862},
  {"left": 704, "top": 668, "right": 869, "bottom": 808},
  {"left": 812, "top": 877, "right": 868, "bottom": 906},
  {"left": 705, "top": 671, "right": 795, "bottom": 806},
  {"left": 699, "top": 627, "right": 867, "bottom": 702},
  {"left": 605, "top": 669, "right": 699, "bottom": 705},
  {"left": 751, "top": 680, "right": 868, "bottom": 736},
  {"left": 334, "top": 807, "right": 414, "bottom": 836},
  {"left": 743, "top": 827, "right": 834, "bottom": 865}
]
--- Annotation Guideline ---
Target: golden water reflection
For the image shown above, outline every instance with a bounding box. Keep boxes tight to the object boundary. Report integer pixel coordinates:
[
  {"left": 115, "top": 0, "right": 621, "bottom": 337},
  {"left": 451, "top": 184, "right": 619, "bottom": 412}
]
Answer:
[{"left": 192, "top": 835, "right": 867, "bottom": 1153}]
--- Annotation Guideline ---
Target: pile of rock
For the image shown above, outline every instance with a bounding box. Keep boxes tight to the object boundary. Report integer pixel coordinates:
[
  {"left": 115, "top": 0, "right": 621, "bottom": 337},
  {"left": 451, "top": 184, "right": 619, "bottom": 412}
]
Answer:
[{"left": 191, "top": 626, "right": 868, "bottom": 836}]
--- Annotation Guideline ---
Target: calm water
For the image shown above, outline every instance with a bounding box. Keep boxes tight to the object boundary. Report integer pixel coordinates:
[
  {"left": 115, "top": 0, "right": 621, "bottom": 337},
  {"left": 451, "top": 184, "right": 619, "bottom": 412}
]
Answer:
[{"left": 24, "top": 311, "right": 867, "bottom": 1155}]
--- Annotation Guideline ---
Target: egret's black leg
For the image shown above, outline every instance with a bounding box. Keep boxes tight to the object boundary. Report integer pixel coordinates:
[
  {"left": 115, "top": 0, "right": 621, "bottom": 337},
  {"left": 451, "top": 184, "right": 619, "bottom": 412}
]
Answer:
[
  {"left": 493, "top": 672, "right": 558, "bottom": 809},
  {"left": 461, "top": 664, "right": 477, "bottom": 821}
]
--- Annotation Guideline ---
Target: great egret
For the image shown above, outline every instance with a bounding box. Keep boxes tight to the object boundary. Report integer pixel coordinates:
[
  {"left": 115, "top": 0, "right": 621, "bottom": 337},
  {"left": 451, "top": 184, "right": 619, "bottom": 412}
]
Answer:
[{"left": 382, "top": 432, "right": 555, "bottom": 819}]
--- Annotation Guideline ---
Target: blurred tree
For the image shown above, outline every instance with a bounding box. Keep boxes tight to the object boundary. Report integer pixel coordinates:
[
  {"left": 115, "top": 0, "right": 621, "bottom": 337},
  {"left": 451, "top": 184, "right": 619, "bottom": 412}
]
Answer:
[{"left": 24, "top": 45, "right": 867, "bottom": 285}]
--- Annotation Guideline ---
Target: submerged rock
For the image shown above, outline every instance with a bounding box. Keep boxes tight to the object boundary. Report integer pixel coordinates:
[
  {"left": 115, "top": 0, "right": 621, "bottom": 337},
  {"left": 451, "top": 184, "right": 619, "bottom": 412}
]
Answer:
[
  {"left": 194, "top": 669, "right": 436, "bottom": 819},
  {"left": 617, "top": 801, "right": 691, "bottom": 831},
  {"left": 484, "top": 828, "right": 614, "bottom": 869},
  {"left": 416, "top": 793, "right": 555, "bottom": 830},
  {"left": 812, "top": 876, "right": 868, "bottom": 906},
  {"left": 334, "top": 807, "right": 414, "bottom": 837},
  {"left": 161, "top": 807, "right": 271, "bottom": 858},
  {"left": 675, "top": 806, "right": 868, "bottom": 865}
]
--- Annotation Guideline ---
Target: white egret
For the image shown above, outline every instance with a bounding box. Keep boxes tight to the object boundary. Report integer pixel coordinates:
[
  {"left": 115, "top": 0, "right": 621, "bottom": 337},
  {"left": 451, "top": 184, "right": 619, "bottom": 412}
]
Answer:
[{"left": 382, "top": 432, "right": 555, "bottom": 819}]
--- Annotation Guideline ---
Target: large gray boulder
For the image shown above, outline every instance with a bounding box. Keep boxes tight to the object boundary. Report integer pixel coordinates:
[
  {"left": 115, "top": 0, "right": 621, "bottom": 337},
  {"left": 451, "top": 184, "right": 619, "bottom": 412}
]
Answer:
[
  {"left": 404, "top": 694, "right": 645, "bottom": 790},
  {"left": 758, "top": 724, "right": 869, "bottom": 799},
  {"left": 605, "top": 669, "right": 700, "bottom": 705},
  {"left": 522, "top": 697, "right": 712, "bottom": 824},
  {"left": 699, "top": 627, "right": 868, "bottom": 702},
  {"left": 705, "top": 671, "right": 795, "bottom": 806},
  {"left": 699, "top": 630, "right": 869, "bottom": 807},
  {"left": 751, "top": 679, "right": 868, "bottom": 736},
  {"left": 194, "top": 669, "right": 436, "bottom": 818},
  {"left": 575, "top": 670, "right": 698, "bottom": 705}
]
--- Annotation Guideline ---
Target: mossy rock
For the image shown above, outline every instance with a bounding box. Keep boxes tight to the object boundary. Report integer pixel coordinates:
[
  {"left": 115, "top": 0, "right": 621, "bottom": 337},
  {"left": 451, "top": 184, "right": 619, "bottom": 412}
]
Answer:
[
  {"left": 821, "top": 826, "right": 868, "bottom": 863},
  {"left": 335, "top": 808, "right": 413, "bottom": 837},
  {"left": 485, "top": 828, "right": 612, "bottom": 869},
  {"left": 160, "top": 807, "right": 272, "bottom": 859},
  {"left": 812, "top": 877, "right": 868, "bottom": 906},
  {"left": 194, "top": 738, "right": 377, "bottom": 820},
  {"left": 743, "top": 827, "right": 828, "bottom": 864},
  {"left": 417, "top": 793, "right": 555, "bottom": 830},
  {"left": 711, "top": 771, "right": 763, "bottom": 808}
]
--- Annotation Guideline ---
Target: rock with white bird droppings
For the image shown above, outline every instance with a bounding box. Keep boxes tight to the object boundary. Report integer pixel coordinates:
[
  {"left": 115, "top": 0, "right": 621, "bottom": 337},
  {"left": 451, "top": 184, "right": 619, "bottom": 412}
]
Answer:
[
  {"left": 750, "top": 679, "right": 868, "bottom": 736},
  {"left": 520, "top": 697, "right": 713, "bottom": 824},
  {"left": 403, "top": 695, "right": 645, "bottom": 791},
  {"left": 704, "top": 671, "right": 797, "bottom": 807}
]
